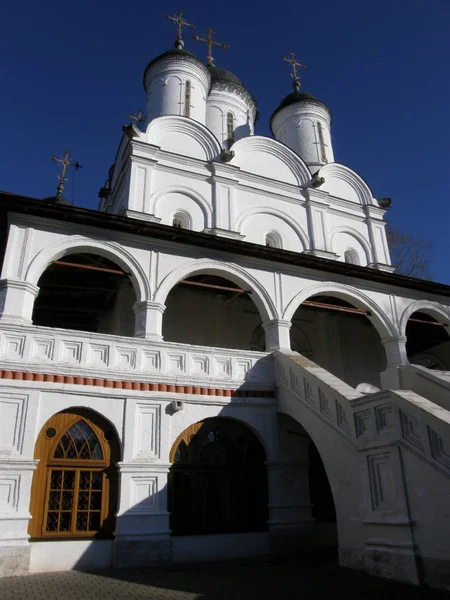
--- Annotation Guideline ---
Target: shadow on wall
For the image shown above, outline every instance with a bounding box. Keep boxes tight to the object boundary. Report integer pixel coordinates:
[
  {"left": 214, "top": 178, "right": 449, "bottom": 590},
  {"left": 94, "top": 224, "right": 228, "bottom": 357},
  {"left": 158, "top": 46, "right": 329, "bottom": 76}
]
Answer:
[{"left": 41, "top": 406, "right": 336, "bottom": 575}]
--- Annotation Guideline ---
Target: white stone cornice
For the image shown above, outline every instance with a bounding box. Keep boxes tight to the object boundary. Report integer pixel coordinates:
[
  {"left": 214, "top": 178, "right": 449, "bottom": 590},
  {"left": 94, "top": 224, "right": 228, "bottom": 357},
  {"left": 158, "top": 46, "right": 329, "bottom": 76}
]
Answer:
[
  {"left": 0, "top": 459, "right": 38, "bottom": 470},
  {"left": 117, "top": 462, "right": 171, "bottom": 473},
  {"left": 368, "top": 263, "right": 397, "bottom": 273},
  {"left": 125, "top": 210, "right": 161, "bottom": 223},
  {"left": 203, "top": 228, "right": 245, "bottom": 240}
]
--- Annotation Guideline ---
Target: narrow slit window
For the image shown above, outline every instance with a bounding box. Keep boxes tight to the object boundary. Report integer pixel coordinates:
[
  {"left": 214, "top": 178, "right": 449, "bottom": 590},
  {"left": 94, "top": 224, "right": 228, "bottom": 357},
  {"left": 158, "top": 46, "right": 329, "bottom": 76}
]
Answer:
[
  {"left": 226, "top": 112, "right": 234, "bottom": 146},
  {"left": 317, "top": 121, "right": 327, "bottom": 163},
  {"left": 184, "top": 80, "right": 191, "bottom": 117}
]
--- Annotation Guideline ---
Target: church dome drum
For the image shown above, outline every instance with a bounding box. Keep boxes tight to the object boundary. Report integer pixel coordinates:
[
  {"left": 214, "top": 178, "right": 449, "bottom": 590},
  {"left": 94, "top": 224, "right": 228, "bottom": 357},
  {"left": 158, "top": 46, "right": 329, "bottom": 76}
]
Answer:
[
  {"left": 270, "top": 90, "right": 334, "bottom": 173},
  {"left": 206, "top": 65, "right": 258, "bottom": 148},
  {"left": 143, "top": 41, "right": 211, "bottom": 126}
]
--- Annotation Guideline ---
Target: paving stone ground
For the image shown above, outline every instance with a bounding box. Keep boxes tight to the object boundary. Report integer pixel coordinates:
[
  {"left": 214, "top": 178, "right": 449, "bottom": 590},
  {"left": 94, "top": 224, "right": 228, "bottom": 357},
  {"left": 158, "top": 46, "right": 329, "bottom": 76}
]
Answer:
[{"left": 1, "top": 555, "right": 450, "bottom": 600}]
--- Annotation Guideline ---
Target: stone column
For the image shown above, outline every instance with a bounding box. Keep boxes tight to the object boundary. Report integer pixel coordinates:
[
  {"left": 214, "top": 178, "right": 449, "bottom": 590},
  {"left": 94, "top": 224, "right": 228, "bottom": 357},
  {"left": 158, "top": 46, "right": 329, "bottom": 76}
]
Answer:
[
  {"left": 263, "top": 319, "right": 292, "bottom": 351},
  {"left": 380, "top": 336, "right": 408, "bottom": 389},
  {"left": 133, "top": 301, "right": 165, "bottom": 340},
  {"left": 0, "top": 279, "right": 39, "bottom": 325}
]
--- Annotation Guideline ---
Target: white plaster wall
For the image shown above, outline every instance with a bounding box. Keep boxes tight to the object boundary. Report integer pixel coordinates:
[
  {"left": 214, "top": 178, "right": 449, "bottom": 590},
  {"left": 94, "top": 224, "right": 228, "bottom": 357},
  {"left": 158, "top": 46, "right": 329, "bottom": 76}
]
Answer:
[
  {"left": 240, "top": 213, "right": 305, "bottom": 251},
  {"left": 30, "top": 540, "right": 113, "bottom": 572},
  {"left": 102, "top": 130, "right": 388, "bottom": 265},
  {"left": 154, "top": 191, "right": 207, "bottom": 231},
  {"left": 332, "top": 232, "right": 369, "bottom": 265}
]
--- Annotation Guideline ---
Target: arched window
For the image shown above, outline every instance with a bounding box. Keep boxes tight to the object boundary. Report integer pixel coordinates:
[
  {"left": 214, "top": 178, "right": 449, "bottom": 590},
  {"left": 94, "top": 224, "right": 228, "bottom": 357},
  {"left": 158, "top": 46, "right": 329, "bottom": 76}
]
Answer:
[
  {"left": 169, "top": 418, "right": 268, "bottom": 535},
  {"left": 265, "top": 231, "right": 282, "bottom": 249},
  {"left": 172, "top": 211, "right": 191, "bottom": 229},
  {"left": 344, "top": 249, "right": 359, "bottom": 265},
  {"left": 28, "top": 410, "right": 119, "bottom": 539},
  {"left": 184, "top": 80, "right": 191, "bottom": 117},
  {"left": 317, "top": 121, "right": 327, "bottom": 163},
  {"left": 226, "top": 112, "right": 234, "bottom": 147}
]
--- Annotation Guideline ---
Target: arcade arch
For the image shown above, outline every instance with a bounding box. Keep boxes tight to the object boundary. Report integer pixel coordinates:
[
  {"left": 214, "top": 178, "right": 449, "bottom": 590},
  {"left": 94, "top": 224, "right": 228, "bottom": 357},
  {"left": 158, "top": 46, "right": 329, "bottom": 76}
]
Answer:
[
  {"left": 163, "top": 274, "right": 264, "bottom": 350},
  {"left": 32, "top": 253, "right": 137, "bottom": 336},
  {"left": 288, "top": 293, "right": 386, "bottom": 389}
]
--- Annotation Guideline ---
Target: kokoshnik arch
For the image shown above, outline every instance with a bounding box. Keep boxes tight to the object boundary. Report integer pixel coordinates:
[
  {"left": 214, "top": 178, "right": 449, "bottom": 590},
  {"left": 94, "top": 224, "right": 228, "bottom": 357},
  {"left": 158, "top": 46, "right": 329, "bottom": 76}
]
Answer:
[{"left": 1, "top": 12, "right": 450, "bottom": 593}]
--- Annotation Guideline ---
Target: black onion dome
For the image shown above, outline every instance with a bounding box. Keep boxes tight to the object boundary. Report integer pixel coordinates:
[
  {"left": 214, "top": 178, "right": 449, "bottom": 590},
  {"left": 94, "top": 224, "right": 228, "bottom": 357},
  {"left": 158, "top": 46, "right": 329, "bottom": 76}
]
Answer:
[
  {"left": 208, "top": 65, "right": 244, "bottom": 87},
  {"left": 44, "top": 194, "right": 72, "bottom": 206},
  {"left": 270, "top": 90, "right": 331, "bottom": 131},
  {"left": 207, "top": 65, "right": 258, "bottom": 118},
  {"left": 143, "top": 45, "right": 210, "bottom": 90}
]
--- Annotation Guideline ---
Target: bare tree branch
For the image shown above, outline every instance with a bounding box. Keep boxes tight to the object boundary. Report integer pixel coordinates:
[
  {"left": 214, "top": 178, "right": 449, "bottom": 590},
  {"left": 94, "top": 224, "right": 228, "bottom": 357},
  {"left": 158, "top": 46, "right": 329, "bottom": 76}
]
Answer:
[{"left": 386, "top": 226, "right": 433, "bottom": 280}]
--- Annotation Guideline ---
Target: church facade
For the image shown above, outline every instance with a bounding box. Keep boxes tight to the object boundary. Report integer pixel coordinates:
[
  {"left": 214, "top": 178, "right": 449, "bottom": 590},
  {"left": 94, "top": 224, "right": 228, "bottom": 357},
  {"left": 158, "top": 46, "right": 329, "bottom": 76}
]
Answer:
[{"left": 1, "top": 20, "right": 450, "bottom": 590}]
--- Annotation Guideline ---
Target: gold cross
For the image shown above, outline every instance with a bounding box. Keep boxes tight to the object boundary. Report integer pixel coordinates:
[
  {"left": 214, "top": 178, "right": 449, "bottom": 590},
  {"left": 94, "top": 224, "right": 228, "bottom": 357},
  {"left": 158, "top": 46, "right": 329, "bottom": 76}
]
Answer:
[
  {"left": 282, "top": 52, "right": 307, "bottom": 92},
  {"left": 51, "top": 150, "right": 81, "bottom": 195},
  {"left": 165, "top": 10, "right": 195, "bottom": 40},
  {"left": 128, "top": 109, "right": 143, "bottom": 123},
  {"left": 193, "top": 28, "right": 228, "bottom": 66}
]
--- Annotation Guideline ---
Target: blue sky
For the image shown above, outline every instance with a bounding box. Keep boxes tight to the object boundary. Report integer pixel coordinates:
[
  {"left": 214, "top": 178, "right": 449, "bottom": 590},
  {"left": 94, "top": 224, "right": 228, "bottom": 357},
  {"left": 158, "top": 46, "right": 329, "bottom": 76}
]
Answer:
[{"left": 1, "top": 1, "right": 449, "bottom": 282}]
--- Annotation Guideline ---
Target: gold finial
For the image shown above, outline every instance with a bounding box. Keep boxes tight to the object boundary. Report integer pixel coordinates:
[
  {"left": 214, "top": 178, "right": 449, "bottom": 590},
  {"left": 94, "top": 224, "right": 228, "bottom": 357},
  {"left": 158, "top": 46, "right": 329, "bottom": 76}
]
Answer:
[
  {"left": 282, "top": 52, "right": 307, "bottom": 92},
  {"left": 128, "top": 109, "right": 144, "bottom": 123},
  {"left": 51, "top": 150, "right": 81, "bottom": 196},
  {"left": 193, "top": 28, "right": 228, "bottom": 66},
  {"left": 165, "top": 10, "right": 195, "bottom": 45}
]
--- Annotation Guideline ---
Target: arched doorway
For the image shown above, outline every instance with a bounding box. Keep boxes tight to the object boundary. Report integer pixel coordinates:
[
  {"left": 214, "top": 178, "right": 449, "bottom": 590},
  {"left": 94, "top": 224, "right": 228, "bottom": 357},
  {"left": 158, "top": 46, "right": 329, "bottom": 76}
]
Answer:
[
  {"left": 406, "top": 311, "right": 450, "bottom": 369},
  {"left": 32, "top": 253, "right": 136, "bottom": 336},
  {"left": 162, "top": 275, "right": 264, "bottom": 350},
  {"left": 28, "top": 409, "right": 120, "bottom": 539},
  {"left": 289, "top": 294, "right": 386, "bottom": 389},
  {"left": 168, "top": 418, "right": 268, "bottom": 536}
]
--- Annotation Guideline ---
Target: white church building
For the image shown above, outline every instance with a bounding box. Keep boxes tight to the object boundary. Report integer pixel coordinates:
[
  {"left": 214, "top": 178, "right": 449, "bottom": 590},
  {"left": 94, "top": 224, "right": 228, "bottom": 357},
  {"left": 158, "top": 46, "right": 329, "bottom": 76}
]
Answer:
[{"left": 1, "top": 18, "right": 450, "bottom": 591}]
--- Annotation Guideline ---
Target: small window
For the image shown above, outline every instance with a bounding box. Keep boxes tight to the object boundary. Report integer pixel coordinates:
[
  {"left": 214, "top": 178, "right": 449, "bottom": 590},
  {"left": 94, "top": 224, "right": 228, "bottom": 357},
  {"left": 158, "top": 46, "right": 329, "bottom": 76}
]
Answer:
[
  {"left": 184, "top": 80, "right": 191, "bottom": 117},
  {"left": 172, "top": 212, "right": 190, "bottom": 230},
  {"left": 344, "top": 249, "right": 359, "bottom": 265},
  {"left": 265, "top": 232, "right": 282, "bottom": 249},
  {"left": 317, "top": 121, "right": 327, "bottom": 163},
  {"left": 226, "top": 112, "right": 234, "bottom": 146}
]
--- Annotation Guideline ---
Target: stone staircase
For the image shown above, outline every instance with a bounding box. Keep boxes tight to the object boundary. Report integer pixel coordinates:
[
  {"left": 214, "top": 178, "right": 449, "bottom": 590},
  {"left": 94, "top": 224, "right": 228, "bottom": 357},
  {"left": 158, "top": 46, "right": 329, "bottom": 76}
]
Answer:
[{"left": 274, "top": 350, "right": 450, "bottom": 591}]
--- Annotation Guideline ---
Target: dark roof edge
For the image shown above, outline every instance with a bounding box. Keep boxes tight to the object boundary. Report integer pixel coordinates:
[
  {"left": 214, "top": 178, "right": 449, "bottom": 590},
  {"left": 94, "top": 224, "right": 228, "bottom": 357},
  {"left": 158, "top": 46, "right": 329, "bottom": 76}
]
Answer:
[{"left": 1, "top": 191, "right": 449, "bottom": 298}]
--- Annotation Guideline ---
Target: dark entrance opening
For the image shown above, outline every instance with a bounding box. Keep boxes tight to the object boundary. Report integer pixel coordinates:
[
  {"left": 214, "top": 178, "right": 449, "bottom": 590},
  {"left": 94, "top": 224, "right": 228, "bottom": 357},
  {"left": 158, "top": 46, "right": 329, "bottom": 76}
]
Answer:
[{"left": 168, "top": 418, "right": 268, "bottom": 536}]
